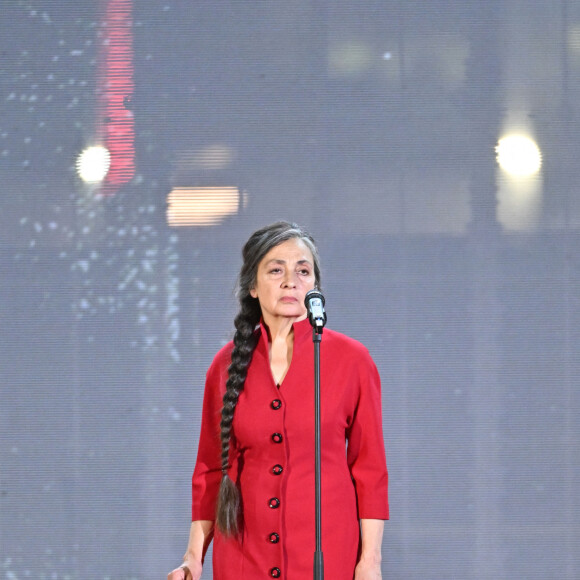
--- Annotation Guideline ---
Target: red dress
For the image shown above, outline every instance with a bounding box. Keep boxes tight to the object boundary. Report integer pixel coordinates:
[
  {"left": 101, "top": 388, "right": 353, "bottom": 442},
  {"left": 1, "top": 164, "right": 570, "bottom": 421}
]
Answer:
[{"left": 192, "top": 318, "right": 389, "bottom": 579}]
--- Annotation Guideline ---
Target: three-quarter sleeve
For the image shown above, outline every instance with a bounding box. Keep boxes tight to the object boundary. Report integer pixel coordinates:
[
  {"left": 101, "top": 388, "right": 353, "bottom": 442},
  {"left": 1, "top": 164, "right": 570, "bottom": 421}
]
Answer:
[
  {"left": 191, "top": 344, "right": 233, "bottom": 521},
  {"left": 346, "top": 350, "right": 389, "bottom": 520}
]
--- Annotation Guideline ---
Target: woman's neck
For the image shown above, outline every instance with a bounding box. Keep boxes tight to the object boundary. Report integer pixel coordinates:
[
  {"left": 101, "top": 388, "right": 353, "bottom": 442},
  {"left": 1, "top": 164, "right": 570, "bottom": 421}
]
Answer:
[
  {"left": 262, "top": 313, "right": 305, "bottom": 343},
  {"left": 263, "top": 317, "right": 301, "bottom": 385}
]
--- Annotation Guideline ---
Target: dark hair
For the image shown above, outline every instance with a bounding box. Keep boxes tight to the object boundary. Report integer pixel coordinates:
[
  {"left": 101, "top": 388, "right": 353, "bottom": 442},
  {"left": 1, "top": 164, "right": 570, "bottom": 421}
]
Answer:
[{"left": 216, "top": 221, "right": 321, "bottom": 535}]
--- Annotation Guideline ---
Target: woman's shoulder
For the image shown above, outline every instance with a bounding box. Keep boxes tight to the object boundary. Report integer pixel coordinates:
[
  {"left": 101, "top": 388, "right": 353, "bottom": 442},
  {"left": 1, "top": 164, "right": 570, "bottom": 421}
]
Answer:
[
  {"left": 206, "top": 340, "right": 234, "bottom": 376},
  {"left": 206, "top": 325, "right": 262, "bottom": 376},
  {"left": 323, "top": 327, "right": 374, "bottom": 359},
  {"left": 215, "top": 339, "right": 235, "bottom": 359},
  {"left": 322, "top": 328, "right": 381, "bottom": 385}
]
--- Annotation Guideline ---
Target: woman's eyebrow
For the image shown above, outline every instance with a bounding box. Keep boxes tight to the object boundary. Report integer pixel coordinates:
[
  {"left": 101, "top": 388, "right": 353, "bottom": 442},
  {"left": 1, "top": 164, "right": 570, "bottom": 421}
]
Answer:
[{"left": 265, "top": 258, "right": 312, "bottom": 265}]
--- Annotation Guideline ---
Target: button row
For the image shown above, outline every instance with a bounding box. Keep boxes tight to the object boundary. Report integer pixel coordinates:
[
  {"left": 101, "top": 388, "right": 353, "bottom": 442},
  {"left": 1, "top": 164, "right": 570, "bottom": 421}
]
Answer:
[{"left": 268, "top": 399, "right": 283, "bottom": 577}]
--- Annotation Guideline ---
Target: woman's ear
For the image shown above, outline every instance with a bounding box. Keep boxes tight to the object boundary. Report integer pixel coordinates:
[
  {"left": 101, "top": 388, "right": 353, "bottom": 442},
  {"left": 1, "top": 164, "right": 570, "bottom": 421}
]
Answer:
[{"left": 249, "top": 287, "right": 257, "bottom": 299}]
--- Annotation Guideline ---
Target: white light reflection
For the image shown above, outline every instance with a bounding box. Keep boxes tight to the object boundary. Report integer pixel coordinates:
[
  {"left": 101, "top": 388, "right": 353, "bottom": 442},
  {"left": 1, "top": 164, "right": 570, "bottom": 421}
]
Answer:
[
  {"left": 496, "top": 135, "right": 542, "bottom": 177},
  {"left": 76, "top": 146, "right": 111, "bottom": 183},
  {"left": 495, "top": 134, "right": 543, "bottom": 231}
]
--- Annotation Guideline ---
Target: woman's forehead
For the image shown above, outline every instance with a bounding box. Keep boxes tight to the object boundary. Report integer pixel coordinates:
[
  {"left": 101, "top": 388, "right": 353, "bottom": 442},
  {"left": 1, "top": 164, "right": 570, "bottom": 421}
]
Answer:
[{"left": 260, "top": 238, "right": 313, "bottom": 263}]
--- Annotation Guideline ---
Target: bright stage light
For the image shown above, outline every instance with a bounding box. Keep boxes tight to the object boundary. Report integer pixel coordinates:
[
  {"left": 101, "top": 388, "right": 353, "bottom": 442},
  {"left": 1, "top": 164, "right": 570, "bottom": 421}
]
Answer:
[
  {"left": 167, "top": 187, "right": 240, "bottom": 227},
  {"left": 76, "top": 146, "right": 111, "bottom": 183},
  {"left": 495, "top": 135, "right": 542, "bottom": 177}
]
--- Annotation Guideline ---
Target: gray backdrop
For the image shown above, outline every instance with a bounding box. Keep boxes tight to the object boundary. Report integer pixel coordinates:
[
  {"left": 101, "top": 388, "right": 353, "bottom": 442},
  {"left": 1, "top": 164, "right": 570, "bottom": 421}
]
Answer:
[{"left": 1, "top": 1, "right": 579, "bottom": 579}]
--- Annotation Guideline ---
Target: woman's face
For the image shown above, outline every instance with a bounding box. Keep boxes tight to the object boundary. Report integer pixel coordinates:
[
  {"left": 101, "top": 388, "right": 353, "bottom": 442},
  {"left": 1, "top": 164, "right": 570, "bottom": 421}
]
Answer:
[{"left": 250, "top": 237, "right": 316, "bottom": 326}]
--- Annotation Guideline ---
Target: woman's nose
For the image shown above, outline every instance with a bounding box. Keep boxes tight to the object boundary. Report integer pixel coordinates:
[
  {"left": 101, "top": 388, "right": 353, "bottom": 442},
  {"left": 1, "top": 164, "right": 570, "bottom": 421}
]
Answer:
[{"left": 282, "top": 271, "right": 297, "bottom": 287}]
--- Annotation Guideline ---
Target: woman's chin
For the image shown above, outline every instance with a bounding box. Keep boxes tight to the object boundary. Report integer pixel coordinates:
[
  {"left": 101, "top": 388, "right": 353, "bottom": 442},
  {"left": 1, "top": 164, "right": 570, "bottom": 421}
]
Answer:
[{"left": 273, "top": 308, "right": 307, "bottom": 320}]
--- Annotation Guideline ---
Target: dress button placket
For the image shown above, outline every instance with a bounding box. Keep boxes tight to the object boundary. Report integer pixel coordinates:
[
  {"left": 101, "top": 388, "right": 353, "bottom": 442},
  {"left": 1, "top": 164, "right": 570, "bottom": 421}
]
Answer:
[{"left": 268, "top": 395, "right": 284, "bottom": 578}]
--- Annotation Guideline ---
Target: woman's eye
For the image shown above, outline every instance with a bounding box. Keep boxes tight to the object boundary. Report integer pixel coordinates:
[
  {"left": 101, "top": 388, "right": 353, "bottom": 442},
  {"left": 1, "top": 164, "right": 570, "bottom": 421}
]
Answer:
[
  {"left": 269, "top": 268, "right": 282, "bottom": 274},
  {"left": 298, "top": 269, "right": 311, "bottom": 276}
]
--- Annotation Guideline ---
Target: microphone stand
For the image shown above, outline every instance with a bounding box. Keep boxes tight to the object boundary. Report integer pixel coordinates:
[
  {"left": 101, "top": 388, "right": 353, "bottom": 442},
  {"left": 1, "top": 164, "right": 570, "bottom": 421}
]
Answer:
[
  {"left": 312, "top": 324, "right": 323, "bottom": 580},
  {"left": 304, "top": 290, "right": 327, "bottom": 580}
]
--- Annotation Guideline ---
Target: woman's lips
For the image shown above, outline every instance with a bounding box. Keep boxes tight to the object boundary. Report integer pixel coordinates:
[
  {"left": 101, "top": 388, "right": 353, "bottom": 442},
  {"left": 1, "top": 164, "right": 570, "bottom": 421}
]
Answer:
[{"left": 280, "top": 296, "right": 298, "bottom": 303}]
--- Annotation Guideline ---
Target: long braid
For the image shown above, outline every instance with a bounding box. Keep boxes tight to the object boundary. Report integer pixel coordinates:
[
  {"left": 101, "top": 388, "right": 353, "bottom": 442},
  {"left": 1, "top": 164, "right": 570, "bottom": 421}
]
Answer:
[
  {"left": 214, "top": 221, "right": 322, "bottom": 536},
  {"left": 216, "top": 297, "right": 260, "bottom": 535}
]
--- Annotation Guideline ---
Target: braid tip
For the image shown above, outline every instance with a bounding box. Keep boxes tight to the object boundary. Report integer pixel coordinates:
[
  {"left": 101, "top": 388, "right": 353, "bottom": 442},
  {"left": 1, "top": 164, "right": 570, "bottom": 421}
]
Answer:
[{"left": 216, "top": 473, "right": 241, "bottom": 537}]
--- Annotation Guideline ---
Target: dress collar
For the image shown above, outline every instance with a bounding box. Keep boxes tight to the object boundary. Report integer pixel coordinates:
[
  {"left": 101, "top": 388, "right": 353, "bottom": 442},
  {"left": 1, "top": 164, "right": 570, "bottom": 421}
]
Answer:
[{"left": 257, "top": 316, "right": 313, "bottom": 354}]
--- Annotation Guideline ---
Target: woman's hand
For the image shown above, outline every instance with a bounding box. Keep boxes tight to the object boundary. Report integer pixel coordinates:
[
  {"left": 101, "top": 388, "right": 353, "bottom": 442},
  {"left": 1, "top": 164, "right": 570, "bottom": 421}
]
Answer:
[
  {"left": 168, "top": 520, "right": 213, "bottom": 580},
  {"left": 354, "top": 557, "right": 382, "bottom": 579},
  {"left": 167, "top": 560, "right": 202, "bottom": 580}
]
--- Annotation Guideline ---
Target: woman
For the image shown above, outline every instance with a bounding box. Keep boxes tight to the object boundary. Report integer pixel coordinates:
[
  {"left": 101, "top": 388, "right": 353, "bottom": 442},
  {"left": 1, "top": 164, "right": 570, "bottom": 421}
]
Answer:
[{"left": 168, "top": 222, "right": 389, "bottom": 579}]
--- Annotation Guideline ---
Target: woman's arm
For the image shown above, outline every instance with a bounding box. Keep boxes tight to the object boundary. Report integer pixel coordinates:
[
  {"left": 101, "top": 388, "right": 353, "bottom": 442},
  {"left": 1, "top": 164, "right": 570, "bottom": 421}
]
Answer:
[
  {"left": 168, "top": 520, "right": 214, "bottom": 580},
  {"left": 346, "top": 351, "right": 388, "bottom": 578},
  {"left": 354, "top": 518, "right": 384, "bottom": 579},
  {"left": 345, "top": 352, "right": 389, "bottom": 521},
  {"left": 184, "top": 519, "right": 214, "bottom": 566}
]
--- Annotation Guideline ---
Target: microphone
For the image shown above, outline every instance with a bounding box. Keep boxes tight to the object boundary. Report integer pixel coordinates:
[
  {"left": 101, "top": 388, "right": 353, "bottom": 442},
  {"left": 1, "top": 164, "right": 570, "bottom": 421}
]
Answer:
[{"left": 304, "top": 289, "right": 327, "bottom": 333}]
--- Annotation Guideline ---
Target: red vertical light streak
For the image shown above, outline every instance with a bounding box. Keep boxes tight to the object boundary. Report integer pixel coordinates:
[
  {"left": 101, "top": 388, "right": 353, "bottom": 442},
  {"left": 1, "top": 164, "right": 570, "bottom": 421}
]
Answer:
[{"left": 97, "top": 0, "right": 135, "bottom": 195}]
